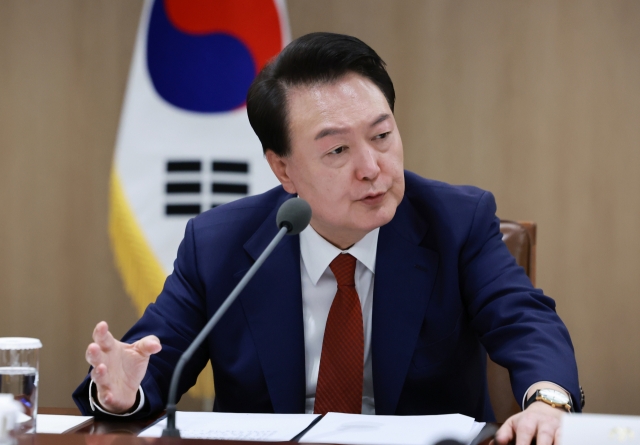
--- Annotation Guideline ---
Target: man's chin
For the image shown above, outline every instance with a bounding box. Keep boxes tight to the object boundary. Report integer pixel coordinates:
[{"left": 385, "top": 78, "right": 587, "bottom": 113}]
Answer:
[{"left": 358, "top": 203, "right": 398, "bottom": 231}]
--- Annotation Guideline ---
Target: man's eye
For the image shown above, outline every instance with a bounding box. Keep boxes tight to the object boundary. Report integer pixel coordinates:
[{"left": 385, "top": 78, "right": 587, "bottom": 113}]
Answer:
[
  {"left": 330, "top": 146, "right": 346, "bottom": 154},
  {"left": 376, "top": 132, "right": 390, "bottom": 140}
]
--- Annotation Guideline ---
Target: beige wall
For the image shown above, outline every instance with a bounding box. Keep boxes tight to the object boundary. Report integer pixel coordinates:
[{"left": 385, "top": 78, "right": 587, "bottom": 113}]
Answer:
[
  {"left": 1, "top": 0, "right": 639, "bottom": 414},
  {"left": 0, "top": 0, "right": 143, "bottom": 408}
]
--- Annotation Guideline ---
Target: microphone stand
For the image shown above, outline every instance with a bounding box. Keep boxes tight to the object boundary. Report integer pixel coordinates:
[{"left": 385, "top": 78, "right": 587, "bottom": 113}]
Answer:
[{"left": 162, "top": 225, "right": 289, "bottom": 437}]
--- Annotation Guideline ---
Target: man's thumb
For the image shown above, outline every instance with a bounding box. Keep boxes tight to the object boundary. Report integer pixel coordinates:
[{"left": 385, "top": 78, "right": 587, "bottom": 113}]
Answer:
[{"left": 135, "top": 335, "right": 162, "bottom": 357}]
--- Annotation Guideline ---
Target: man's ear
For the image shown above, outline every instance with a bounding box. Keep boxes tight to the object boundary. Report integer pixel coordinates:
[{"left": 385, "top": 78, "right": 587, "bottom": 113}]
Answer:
[{"left": 265, "top": 150, "right": 297, "bottom": 195}]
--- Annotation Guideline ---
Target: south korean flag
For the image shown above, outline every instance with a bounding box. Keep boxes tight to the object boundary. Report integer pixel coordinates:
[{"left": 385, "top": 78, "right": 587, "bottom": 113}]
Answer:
[{"left": 109, "top": 0, "right": 289, "bottom": 402}]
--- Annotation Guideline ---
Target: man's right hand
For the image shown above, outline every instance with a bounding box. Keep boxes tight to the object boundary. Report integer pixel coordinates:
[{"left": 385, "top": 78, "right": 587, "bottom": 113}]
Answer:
[{"left": 85, "top": 321, "right": 162, "bottom": 413}]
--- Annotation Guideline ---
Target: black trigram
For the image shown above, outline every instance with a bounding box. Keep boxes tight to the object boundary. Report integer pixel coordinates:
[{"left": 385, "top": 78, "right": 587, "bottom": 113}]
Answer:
[
  {"left": 164, "top": 159, "right": 250, "bottom": 216},
  {"left": 211, "top": 161, "right": 249, "bottom": 208}
]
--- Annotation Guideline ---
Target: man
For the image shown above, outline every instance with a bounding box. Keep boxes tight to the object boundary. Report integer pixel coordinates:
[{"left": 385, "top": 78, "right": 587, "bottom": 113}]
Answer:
[{"left": 74, "top": 33, "right": 581, "bottom": 445}]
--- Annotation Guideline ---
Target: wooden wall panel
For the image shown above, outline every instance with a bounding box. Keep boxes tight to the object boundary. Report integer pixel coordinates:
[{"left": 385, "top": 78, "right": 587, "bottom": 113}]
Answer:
[
  {"left": 1, "top": 0, "right": 639, "bottom": 415},
  {"left": 0, "top": 0, "right": 143, "bottom": 408}
]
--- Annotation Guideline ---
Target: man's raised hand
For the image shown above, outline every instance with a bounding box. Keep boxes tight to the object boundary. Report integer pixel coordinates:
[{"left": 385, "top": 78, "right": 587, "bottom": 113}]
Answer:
[{"left": 85, "top": 321, "right": 161, "bottom": 413}]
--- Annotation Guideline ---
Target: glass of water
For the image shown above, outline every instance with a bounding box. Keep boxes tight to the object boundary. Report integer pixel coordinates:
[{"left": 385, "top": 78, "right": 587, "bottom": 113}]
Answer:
[{"left": 0, "top": 338, "right": 42, "bottom": 434}]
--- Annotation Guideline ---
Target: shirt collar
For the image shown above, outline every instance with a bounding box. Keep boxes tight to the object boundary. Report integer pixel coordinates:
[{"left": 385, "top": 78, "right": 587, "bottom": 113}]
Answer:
[{"left": 299, "top": 225, "right": 379, "bottom": 285}]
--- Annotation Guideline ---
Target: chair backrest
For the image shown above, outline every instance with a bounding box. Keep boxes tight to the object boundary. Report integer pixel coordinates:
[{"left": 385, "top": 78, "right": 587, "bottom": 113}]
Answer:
[
  {"left": 499, "top": 220, "right": 536, "bottom": 286},
  {"left": 487, "top": 220, "right": 537, "bottom": 422}
]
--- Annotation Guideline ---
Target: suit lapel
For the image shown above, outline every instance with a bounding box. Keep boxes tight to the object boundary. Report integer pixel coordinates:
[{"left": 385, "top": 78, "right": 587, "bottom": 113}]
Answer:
[
  {"left": 238, "top": 199, "right": 306, "bottom": 413},
  {"left": 372, "top": 196, "right": 439, "bottom": 415}
]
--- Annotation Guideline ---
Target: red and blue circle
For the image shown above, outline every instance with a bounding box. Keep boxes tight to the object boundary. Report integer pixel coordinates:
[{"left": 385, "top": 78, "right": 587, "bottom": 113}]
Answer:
[{"left": 147, "top": 0, "right": 283, "bottom": 113}]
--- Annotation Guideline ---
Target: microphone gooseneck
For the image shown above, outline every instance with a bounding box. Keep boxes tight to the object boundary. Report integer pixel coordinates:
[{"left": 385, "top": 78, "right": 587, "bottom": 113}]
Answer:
[{"left": 162, "top": 198, "right": 311, "bottom": 437}]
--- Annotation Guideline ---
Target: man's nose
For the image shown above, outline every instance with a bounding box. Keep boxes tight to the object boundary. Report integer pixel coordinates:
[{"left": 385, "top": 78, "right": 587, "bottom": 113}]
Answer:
[{"left": 354, "top": 144, "right": 381, "bottom": 181}]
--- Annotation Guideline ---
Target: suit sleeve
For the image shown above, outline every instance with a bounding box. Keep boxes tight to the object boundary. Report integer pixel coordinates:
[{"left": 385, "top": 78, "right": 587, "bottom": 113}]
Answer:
[
  {"left": 73, "top": 218, "right": 210, "bottom": 418},
  {"left": 459, "top": 191, "right": 581, "bottom": 411}
]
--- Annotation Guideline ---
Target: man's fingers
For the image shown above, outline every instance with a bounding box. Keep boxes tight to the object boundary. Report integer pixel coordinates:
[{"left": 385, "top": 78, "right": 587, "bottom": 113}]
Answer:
[
  {"left": 92, "top": 321, "right": 116, "bottom": 351},
  {"left": 101, "top": 391, "right": 114, "bottom": 406},
  {"left": 91, "top": 363, "right": 110, "bottom": 387},
  {"left": 534, "top": 423, "right": 556, "bottom": 445},
  {"left": 134, "top": 335, "right": 162, "bottom": 357},
  {"left": 514, "top": 419, "right": 537, "bottom": 445},
  {"left": 97, "top": 388, "right": 118, "bottom": 411},
  {"left": 92, "top": 321, "right": 108, "bottom": 341},
  {"left": 494, "top": 417, "right": 515, "bottom": 445},
  {"left": 499, "top": 404, "right": 563, "bottom": 445},
  {"left": 86, "top": 343, "right": 107, "bottom": 367}
]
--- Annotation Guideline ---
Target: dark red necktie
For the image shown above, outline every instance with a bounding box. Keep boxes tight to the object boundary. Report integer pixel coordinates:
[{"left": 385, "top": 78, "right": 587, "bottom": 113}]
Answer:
[{"left": 314, "top": 253, "right": 364, "bottom": 415}]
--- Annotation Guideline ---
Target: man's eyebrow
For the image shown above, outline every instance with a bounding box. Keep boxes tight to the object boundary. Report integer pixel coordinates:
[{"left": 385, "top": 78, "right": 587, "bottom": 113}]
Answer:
[
  {"left": 314, "top": 114, "right": 391, "bottom": 141},
  {"left": 371, "top": 113, "right": 390, "bottom": 127},
  {"left": 314, "top": 127, "right": 348, "bottom": 140}
]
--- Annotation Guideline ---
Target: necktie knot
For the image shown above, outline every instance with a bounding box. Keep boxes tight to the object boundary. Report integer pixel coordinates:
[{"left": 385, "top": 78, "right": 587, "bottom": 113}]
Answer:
[{"left": 330, "top": 253, "right": 357, "bottom": 287}]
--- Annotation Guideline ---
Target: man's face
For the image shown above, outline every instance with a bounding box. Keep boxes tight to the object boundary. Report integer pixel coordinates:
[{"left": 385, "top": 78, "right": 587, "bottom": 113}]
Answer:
[{"left": 266, "top": 73, "right": 405, "bottom": 249}]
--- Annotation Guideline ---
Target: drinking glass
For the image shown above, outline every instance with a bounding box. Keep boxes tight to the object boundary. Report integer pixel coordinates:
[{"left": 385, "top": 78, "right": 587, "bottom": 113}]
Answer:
[{"left": 0, "top": 338, "right": 42, "bottom": 433}]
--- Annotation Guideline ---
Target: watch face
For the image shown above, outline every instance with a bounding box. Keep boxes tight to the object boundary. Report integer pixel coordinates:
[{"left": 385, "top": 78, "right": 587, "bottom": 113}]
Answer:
[{"left": 540, "top": 389, "right": 570, "bottom": 405}]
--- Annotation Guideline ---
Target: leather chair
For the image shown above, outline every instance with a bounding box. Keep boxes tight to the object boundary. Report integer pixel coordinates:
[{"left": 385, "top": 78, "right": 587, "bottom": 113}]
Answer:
[{"left": 487, "top": 220, "right": 537, "bottom": 422}]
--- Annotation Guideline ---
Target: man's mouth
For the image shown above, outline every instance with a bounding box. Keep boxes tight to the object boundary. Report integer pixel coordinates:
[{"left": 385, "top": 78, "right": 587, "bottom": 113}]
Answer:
[{"left": 359, "top": 192, "right": 386, "bottom": 205}]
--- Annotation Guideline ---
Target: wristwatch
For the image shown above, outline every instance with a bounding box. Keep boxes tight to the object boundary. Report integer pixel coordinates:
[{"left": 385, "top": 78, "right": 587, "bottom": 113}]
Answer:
[{"left": 524, "top": 389, "right": 574, "bottom": 413}]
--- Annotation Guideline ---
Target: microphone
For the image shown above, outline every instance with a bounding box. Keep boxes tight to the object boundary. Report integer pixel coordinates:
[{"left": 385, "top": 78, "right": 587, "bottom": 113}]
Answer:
[
  {"left": 276, "top": 198, "right": 312, "bottom": 235},
  {"left": 162, "top": 197, "right": 312, "bottom": 437}
]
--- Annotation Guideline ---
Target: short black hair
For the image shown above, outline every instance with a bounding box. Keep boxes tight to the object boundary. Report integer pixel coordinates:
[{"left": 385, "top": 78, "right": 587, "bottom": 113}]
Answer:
[{"left": 246, "top": 32, "right": 395, "bottom": 157}]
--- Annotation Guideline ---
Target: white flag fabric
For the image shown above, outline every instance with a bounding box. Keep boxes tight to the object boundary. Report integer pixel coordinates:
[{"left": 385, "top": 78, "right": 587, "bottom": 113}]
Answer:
[{"left": 109, "top": 0, "right": 290, "bottom": 400}]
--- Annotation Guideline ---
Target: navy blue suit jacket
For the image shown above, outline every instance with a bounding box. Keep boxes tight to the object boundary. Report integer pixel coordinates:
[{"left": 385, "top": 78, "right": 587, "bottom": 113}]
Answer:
[{"left": 73, "top": 171, "right": 580, "bottom": 421}]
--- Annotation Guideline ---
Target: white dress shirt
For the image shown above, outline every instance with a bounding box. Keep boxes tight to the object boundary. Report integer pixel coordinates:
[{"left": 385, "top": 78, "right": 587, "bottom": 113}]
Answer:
[{"left": 299, "top": 225, "right": 379, "bottom": 415}]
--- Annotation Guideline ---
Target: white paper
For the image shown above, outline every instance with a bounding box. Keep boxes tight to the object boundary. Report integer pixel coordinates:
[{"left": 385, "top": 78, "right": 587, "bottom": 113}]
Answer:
[
  {"left": 36, "top": 414, "right": 93, "bottom": 434},
  {"left": 139, "top": 411, "right": 320, "bottom": 441},
  {"left": 467, "top": 422, "right": 487, "bottom": 444},
  {"left": 562, "top": 413, "right": 640, "bottom": 445},
  {"left": 299, "top": 412, "right": 481, "bottom": 445}
]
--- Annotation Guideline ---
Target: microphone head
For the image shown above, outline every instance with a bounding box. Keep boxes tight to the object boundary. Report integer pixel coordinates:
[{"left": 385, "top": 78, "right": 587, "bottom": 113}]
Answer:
[{"left": 276, "top": 198, "right": 312, "bottom": 235}]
